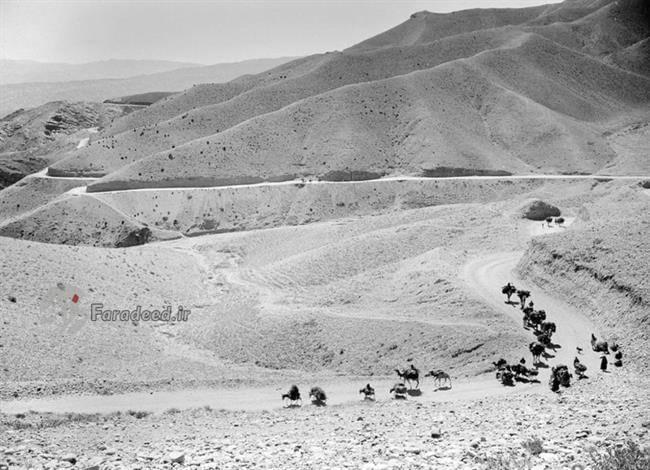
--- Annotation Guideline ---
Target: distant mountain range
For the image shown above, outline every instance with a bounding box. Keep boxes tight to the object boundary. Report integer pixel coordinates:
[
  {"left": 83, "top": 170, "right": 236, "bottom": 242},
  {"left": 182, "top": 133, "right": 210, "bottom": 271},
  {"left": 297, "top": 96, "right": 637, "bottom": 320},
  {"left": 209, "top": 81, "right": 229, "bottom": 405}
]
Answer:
[
  {"left": 0, "top": 57, "right": 298, "bottom": 117},
  {"left": 0, "top": 59, "right": 202, "bottom": 85}
]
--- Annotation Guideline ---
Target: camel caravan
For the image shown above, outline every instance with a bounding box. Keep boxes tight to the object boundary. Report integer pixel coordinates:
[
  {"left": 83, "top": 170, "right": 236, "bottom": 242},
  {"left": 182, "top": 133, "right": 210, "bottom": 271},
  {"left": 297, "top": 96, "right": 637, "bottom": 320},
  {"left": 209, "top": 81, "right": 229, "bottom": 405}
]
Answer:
[
  {"left": 281, "top": 363, "right": 453, "bottom": 408},
  {"left": 279, "top": 280, "right": 626, "bottom": 408},
  {"left": 499, "top": 282, "right": 625, "bottom": 392}
]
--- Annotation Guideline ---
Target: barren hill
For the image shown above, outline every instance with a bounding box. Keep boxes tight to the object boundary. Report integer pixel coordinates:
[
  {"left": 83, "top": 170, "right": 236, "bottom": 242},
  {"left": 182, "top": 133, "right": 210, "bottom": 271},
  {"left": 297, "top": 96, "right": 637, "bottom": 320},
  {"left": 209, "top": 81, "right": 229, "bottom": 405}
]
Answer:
[
  {"left": 45, "top": 0, "right": 649, "bottom": 189},
  {"left": 86, "top": 33, "right": 649, "bottom": 192},
  {"left": 0, "top": 101, "right": 135, "bottom": 189}
]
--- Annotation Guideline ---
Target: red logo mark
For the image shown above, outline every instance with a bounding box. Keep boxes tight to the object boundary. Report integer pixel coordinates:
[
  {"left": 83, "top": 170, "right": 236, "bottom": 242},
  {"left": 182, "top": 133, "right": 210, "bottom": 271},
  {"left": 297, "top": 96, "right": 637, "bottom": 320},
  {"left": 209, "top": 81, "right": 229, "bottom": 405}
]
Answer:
[{"left": 71, "top": 294, "right": 79, "bottom": 304}]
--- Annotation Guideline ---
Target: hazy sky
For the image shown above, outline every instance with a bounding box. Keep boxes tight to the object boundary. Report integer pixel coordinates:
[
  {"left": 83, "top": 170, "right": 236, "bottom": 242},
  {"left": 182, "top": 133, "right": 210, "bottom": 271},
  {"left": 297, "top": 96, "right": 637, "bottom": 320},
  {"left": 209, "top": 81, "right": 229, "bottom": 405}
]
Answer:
[{"left": 0, "top": 0, "right": 561, "bottom": 64}]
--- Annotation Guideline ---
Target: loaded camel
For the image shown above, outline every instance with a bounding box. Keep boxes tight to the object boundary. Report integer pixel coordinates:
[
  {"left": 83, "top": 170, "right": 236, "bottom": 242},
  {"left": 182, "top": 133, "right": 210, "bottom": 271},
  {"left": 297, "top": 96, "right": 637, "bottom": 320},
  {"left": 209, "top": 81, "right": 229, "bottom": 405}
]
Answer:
[
  {"left": 536, "top": 331, "right": 557, "bottom": 351},
  {"left": 389, "top": 383, "right": 408, "bottom": 399},
  {"left": 549, "top": 364, "right": 571, "bottom": 392},
  {"left": 539, "top": 321, "right": 556, "bottom": 336},
  {"left": 359, "top": 383, "right": 375, "bottom": 400},
  {"left": 492, "top": 359, "right": 514, "bottom": 386},
  {"left": 309, "top": 386, "right": 327, "bottom": 406},
  {"left": 425, "top": 369, "right": 452, "bottom": 389},
  {"left": 282, "top": 385, "right": 302, "bottom": 407},
  {"left": 510, "top": 362, "right": 538, "bottom": 380},
  {"left": 526, "top": 310, "right": 547, "bottom": 331},
  {"left": 395, "top": 364, "right": 420, "bottom": 390},
  {"left": 516, "top": 290, "right": 531, "bottom": 310},
  {"left": 494, "top": 358, "right": 537, "bottom": 385},
  {"left": 496, "top": 366, "right": 515, "bottom": 386},
  {"left": 529, "top": 342, "right": 546, "bottom": 365},
  {"left": 502, "top": 282, "right": 517, "bottom": 303}
]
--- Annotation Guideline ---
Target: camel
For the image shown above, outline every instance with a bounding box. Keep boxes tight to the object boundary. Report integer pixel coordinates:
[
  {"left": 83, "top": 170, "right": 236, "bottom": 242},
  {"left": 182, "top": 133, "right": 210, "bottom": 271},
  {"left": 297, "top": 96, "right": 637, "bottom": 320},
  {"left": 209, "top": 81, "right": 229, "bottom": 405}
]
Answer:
[
  {"left": 395, "top": 364, "right": 420, "bottom": 389},
  {"left": 536, "top": 331, "right": 557, "bottom": 351},
  {"left": 529, "top": 342, "right": 545, "bottom": 364},
  {"left": 555, "top": 217, "right": 565, "bottom": 226},
  {"left": 510, "top": 363, "right": 537, "bottom": 378},
  {"left": 549, "top": 365, "right": 571, "bottom": 392},
  {"left": 359, "top": 383, "right": 375, "bottom": 400},
  {"left": 496, "top": 368, "right": 514, "bottom": 386},
  {"left": 516, "top": 289, "right": 531, "bottom": 309},
  {"left": 389, "top": 382, "right": 408, "bottom": 399},
  {"left": 573, "top": 357, "right": 587, "bottom": 379},
  {"left": 309, "top": 386, "right": 327, "bottom": 405},
  {"left": 591, "top": 333, "right": 609, "bottom": 353},
  {"left": 527, "top": 310, "right": 547, "bottom": 330},
  {"left": 522, "top": 307, "right": 534, "bottom": 328},
  {"left": 425, "top": 369, "right": 452, "bottom": 389},
  {"left": 540, "top": 320, "right": 556, "bottom": 336},
  {"left": 501, "top": 283, "right": 517, "bottom": 303},
  {"left": 282, "top": 385, "right": 302, "bottom": 406},
  {"left": 545, "top": 217, "right": 553, "bottom": 227}
]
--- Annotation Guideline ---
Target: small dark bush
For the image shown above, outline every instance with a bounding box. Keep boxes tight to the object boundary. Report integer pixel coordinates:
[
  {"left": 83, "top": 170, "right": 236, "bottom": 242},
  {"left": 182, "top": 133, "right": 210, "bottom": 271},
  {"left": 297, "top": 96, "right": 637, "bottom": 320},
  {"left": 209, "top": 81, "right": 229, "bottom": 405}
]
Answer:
[
  {"left": 522, "top": 437, "right": 544, "bottom": 456},
  {"left": 589, "top": 441, "right": 650, "bottom": 470}
]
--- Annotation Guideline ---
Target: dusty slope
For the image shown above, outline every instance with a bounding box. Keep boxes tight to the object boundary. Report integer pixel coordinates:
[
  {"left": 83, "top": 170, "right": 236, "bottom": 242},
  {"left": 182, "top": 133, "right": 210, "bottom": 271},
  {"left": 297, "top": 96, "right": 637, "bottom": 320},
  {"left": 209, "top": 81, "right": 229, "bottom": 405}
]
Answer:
[
  {"left": 528, "top": 0, "right": 650, "bottom": 62},
  {"left": 2, "top": 179, "right": 649, "bottom": 469},
  {"left": 1, "top": 177, "right": 615, "bottom": 246},
  {"left": 0, "top": 101, "right": 133, "bottom": 188},
  {"left": 346, "top": 4, "right": 550, "bottom": 52},
  {"left": 101, "top": 54, "right": 332, "bottom": 136},
  {"left": 0, "top": 192, "right": 180, "bottom": 247},
  {"left": 85, "top": 33, "right": 650, "bottom": 191},
  {"left": 0, "top": 196, "right": 531, "bottom": 400},
  {"left": 50, "top": 28, "right": 528, "bottom": 177},
  {"left": 0, "top": 172, "right": 94, "bottom": 221},
  {"left": 4, "top": 179, "right": 602, "bottom": 398},
  {"left": 0, "top": 237, "right": 291, "bottom": 400}
]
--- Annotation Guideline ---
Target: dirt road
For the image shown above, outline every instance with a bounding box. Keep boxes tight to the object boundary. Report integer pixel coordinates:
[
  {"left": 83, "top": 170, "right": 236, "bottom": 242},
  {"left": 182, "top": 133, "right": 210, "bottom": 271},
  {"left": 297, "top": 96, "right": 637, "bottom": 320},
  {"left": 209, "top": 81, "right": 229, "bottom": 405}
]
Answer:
[
  {"left": 1, "top": 375, "right": 536, "bottom": 415},
  {"left": 461, "top": 248, "right": 603, "bottom": 383},
  {"left": 1, "top": 244, "right": 597, "bottom": 415}
]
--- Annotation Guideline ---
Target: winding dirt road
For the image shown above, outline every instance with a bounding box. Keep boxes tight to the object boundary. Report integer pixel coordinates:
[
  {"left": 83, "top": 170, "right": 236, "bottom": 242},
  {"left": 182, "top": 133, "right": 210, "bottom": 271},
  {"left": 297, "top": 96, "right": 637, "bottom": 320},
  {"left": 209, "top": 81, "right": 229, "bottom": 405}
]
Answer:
[
  {"left": 461, "top": 246, "right": 603, "bottom": 382},
  {"left": 2, "top": 230, "right": 603, "bottom": 415}
]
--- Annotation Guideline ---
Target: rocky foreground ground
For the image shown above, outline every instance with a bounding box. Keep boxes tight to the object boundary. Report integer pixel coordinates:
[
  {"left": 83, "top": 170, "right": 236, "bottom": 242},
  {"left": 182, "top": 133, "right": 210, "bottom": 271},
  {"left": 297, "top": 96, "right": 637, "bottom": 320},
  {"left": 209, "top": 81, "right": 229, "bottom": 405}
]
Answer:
[{"left": 2, "top": 368, "right": 648, "bottom": 470}]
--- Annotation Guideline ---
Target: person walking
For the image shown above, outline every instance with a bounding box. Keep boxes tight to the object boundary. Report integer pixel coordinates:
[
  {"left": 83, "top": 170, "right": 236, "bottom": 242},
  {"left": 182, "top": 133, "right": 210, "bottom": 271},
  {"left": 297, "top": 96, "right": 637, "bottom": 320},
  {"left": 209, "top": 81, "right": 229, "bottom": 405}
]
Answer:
[{"left": 600, "top": 355, "right": 608, "bottom": 372}]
